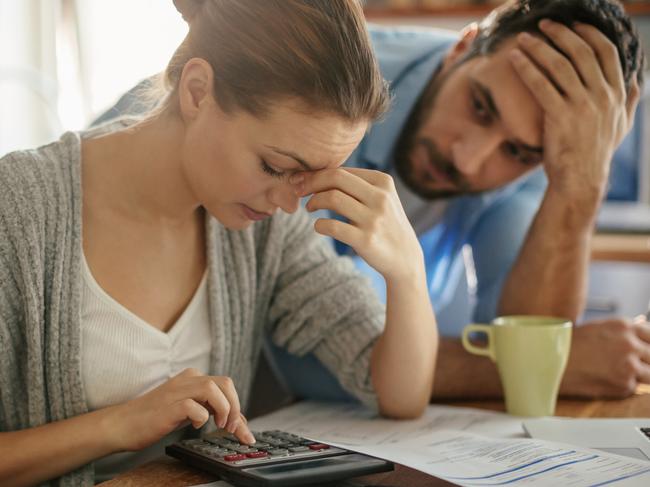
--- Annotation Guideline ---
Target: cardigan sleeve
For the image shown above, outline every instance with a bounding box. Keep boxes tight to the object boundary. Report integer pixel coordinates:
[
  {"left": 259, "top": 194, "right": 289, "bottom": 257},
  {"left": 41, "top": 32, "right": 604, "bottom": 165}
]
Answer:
[{"left": 265, "top": 209, "right": 386, "bottom": 409}]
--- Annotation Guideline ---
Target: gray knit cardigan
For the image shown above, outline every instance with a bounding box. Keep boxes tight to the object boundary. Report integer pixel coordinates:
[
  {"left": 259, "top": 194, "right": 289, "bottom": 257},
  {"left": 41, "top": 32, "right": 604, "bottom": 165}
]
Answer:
[{"left": 0, "top": 129, "right": 385, "bottom": 486}]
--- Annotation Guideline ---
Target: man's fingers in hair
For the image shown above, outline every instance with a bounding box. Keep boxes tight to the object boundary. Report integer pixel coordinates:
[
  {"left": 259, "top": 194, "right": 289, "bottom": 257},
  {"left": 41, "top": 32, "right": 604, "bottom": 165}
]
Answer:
[
  {"left": 516, "top": 28, "right": 585, "bottom": 99},
  {"left": 509, "top": 48, "right": 564, "bottom": 115},
  {"left": 573, "top": 22, "right": 626, "bottom": 100},
  {"left": 537, "top": 20, "right": 606, "bottom": 93}
]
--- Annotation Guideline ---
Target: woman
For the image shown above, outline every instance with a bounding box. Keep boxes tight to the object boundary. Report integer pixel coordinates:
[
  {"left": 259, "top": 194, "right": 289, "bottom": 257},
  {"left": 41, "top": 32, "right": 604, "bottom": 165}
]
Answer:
[{"left": 0, "top": 1, "right": 438, "bottom": 485}]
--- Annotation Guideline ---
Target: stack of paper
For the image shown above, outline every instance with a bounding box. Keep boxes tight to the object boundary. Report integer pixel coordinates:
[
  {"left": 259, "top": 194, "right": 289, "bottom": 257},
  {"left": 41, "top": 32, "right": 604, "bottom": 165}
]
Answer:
[{"left": 249, "top": 402, "right": 650, "bottom": 487}]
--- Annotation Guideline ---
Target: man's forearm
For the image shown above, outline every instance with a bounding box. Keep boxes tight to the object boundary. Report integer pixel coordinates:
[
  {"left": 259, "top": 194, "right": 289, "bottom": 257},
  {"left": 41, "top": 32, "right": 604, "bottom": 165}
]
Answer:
[
  {"left": 431, "top": 337, "right": 503, "bottom": 399},
  {"left": 498, "top": 188, "right": 597, "bottom": 323}
]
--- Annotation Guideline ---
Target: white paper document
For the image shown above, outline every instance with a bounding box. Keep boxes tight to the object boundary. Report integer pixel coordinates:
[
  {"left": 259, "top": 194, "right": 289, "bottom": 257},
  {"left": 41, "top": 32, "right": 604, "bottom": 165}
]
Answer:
[
  {"left": 249, "top": 402, "right": 650, "bottom": 486},
  {"left": 249, "top": 400, "right": 526, "bottom": 444}
]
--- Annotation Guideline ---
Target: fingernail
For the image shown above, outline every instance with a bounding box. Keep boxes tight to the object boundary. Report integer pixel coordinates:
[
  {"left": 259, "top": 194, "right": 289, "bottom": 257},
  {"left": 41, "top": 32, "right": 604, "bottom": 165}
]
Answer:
[
  {"left": 289, "top": 174, "right": 305, "bottom": 184},
  {"left": 218, "top": 418, "right": 227, "bottom": 429},
  {"left": 539, "top": 19, "right": 552, "bottom": 30},
  {"left": 294, "top": 184, "right": 305, "bottom": 196},
  {"left": 246, "top": 432, "right": 256, "bottom": 444}
]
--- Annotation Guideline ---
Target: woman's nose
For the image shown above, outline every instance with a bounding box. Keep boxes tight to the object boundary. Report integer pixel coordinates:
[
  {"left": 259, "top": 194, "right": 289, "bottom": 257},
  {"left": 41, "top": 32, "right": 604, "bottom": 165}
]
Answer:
[{"left": 268, "top": 181, "right": 300, "bottom": 214}]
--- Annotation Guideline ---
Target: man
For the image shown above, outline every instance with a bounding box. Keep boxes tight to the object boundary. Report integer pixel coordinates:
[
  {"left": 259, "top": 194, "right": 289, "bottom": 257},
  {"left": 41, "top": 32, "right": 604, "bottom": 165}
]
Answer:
[
  {"left": 100, "top": 0, "right": 646, "bottom": 402},
  {"left": 265, "top": 0, "right": 647, "bottom": 403}
]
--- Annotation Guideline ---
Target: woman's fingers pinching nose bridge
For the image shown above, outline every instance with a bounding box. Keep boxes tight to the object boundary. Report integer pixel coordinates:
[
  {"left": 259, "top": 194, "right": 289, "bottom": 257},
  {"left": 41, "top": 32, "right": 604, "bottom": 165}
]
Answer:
[{"left": 290, "top": 173, "right": 306, "bottom": 196}]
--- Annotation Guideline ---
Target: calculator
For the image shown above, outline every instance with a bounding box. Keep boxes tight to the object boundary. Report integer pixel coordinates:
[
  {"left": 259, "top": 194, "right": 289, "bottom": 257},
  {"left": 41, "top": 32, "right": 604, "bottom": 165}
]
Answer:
[{"left": 166, "top": 429, "right": 394, "bottom": 486}]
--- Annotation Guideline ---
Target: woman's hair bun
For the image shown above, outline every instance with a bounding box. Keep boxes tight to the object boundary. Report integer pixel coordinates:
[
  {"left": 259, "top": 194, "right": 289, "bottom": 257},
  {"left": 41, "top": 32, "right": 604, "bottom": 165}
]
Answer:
[{"left": 173, "top": 0, "right": 207, "bottom": 23}]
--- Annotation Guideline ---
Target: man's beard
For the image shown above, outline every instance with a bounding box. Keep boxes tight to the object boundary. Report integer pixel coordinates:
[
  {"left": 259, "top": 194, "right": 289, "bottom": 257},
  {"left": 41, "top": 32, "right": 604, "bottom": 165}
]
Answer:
[
  {"left": 396, "top": 137, "right": 472, "bottom": 200},
  {"left": 393, "top": 64, "right": 472, "bottom": 201}
]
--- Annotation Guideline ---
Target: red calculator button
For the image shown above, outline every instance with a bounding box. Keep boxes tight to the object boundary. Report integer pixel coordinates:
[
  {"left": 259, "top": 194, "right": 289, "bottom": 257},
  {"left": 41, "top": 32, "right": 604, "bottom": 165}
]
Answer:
[
  {"left": 246, "top": 451, "right": 268, "bottom": 459},
  {"left": 224, "top": 454, "right": 247, "bottom": 462},
  {"left": 308, "top": 444, "right": 329, "bottom": 450}
]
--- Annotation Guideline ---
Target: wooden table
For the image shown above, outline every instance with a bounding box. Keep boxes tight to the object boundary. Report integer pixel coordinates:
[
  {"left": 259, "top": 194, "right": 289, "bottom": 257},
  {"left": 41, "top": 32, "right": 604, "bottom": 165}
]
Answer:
[
  {"left": 591, "top": 233, "right": 650, "bottom": 263},
  {"left": 100, "top": 390, "right": 650, "bottom": 487}
]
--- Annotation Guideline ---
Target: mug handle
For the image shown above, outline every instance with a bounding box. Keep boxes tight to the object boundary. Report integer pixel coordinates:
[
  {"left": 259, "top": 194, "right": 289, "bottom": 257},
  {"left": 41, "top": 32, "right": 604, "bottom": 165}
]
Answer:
[{"left": 461, "top": 324, "right": 496, "bottom": 362}]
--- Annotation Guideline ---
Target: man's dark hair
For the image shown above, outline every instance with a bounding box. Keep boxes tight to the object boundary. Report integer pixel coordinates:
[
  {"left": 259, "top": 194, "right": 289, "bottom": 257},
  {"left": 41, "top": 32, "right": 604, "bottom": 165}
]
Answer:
[{"left": 465, "top": 0, "right": 644, "bottom": 89}]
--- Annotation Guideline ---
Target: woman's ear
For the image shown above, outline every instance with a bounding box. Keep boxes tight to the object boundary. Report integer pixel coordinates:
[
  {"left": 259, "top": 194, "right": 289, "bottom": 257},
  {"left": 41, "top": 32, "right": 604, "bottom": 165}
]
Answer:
[
  {"left": 442, "top": 22, "right": 479, "bottom": 69},
  {"left": 178, "top": 58, "right": 214, "bottom": 121}
]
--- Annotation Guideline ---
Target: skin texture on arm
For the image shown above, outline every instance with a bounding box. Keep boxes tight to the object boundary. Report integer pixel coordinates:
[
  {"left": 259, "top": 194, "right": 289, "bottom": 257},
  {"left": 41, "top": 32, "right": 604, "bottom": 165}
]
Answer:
[
  {"left": 0, "top": 368, "right": 257, "bottom": 487},
  {"left": 296, "top": 168, "right": 438, "bottom": 418},
  {"left": 493, "top": 22, "right": 650, "bottom": 399},
  {"left": 372, "top": 253, "right": 438, "bottom": 417},
  {"left": 499, "top": 21, "right": 640, "bottom": 322},
  {"left": 431, "top": 316, "right": 650, "bottom": 400},
  {"left": 0, "top": 409, "right": 117, "bottom": 487}
]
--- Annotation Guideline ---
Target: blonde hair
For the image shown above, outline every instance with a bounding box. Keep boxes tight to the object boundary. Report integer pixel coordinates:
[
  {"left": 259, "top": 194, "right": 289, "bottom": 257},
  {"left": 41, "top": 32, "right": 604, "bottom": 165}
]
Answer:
[{"left": 158, "top": 0, "right": 390, "bottom": 122}]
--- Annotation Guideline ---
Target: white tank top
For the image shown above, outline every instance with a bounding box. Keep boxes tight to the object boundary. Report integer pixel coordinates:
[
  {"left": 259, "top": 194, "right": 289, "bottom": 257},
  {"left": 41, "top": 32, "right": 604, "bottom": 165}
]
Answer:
[{"left": 80, "top": 254, "right": 212, "bottom": 481}]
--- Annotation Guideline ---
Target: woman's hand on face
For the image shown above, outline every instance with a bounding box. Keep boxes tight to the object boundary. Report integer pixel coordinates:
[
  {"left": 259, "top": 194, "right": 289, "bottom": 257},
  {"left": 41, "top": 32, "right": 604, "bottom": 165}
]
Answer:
[
  {"left": 107, "top": 368, "right": 255, "bottom": 452},
  {"left": 294, "top": 168, "right": 423, "bottom": 283}
]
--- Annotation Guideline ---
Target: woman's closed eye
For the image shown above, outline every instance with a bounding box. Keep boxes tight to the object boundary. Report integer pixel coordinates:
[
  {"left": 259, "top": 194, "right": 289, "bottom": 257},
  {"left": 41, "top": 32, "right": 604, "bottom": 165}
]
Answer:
[{"left": 260, "top": 159, "right": 285, "bottom": 179}]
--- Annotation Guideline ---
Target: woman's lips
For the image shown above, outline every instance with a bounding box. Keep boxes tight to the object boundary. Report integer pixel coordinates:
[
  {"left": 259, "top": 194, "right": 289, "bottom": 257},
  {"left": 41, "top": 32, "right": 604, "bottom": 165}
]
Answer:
[{"left": 241, "top": 204, "right": 272, "bottom": 221}]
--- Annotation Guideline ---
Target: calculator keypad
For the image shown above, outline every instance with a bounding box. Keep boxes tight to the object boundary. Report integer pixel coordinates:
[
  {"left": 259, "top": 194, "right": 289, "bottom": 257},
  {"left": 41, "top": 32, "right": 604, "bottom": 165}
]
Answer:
[{"left": 178, "top": 430, "right": 343, "bottom": 467}]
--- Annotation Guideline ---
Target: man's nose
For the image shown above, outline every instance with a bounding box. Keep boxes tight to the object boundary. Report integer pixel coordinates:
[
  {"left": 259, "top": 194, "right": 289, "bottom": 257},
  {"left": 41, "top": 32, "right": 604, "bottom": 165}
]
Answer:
[
  {"left": 268, "top": 181, "right": 300, "bottom": 214},
  {"left": 451, "top": 128, "right": 502, "bottom": 177}
]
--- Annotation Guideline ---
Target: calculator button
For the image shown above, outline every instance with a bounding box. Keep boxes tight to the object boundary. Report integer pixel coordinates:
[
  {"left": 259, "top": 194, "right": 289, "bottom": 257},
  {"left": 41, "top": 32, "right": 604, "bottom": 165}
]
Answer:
[
  {"left": 200, "top": 446, "right": 229, "bottom": 455},
  {"left": 246, "top": 451, "right": 268, "bottom": 459},
  {"left": 251, "top": 442, "right": 270, "bottom": 449},
  {"left": 211, "top": 448, "right": 232, "bottom": 455},
  {"left": 308, "top": 444, "right": 330, "bottom": 450},
  {"left": 268, "top": 449, "right": 290, "bottom": 456},
  {"left": 289, "top": 446, "right": 311, "bottom": 452},
  {"left": 233, "top": 446, "right": 258, "bottom": 454},
  {"left": 206, "top": 438, "right": 240, "bottom": 450},
  {"left": 224, "top": 454, "right": 247, "bottom": 462},
  {"left": 206, "top": 438, "right": 228, "bottom": 446}
]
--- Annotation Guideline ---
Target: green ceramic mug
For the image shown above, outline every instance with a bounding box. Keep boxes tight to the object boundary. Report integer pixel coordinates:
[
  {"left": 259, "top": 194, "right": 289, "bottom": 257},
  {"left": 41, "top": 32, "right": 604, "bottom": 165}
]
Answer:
[{"left": 462, "top": 316, "right": 572, "bottom": 417}]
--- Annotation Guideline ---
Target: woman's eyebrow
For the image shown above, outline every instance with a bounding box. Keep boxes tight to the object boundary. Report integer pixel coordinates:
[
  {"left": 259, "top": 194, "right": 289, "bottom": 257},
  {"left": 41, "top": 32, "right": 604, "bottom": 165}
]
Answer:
[{"left": 265, "top": 145, "right": 314, "bottom": 170}]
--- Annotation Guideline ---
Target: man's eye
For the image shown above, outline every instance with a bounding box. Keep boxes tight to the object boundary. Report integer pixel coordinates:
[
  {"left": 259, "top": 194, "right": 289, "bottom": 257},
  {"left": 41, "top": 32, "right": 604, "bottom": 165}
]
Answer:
[
  {"left": 504, "top": 143, "right": 541, "bottom": 166},
  {"left": 504, "top": 142, "right": 520, "bottom": 160},
  {"left": 260, "top": 160, "right": 284, "bottom": 178},
  {"left": 472, "top": 94, "right": 490, "bottom": 123}
]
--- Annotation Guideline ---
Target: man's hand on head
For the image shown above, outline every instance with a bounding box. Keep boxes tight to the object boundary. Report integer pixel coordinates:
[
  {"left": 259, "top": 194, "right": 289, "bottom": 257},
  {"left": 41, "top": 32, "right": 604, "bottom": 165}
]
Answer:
[
  {"left": 510, "top": 20, "right": 640, "bottom": 220},
  {"left": 560, "top": 315, "right": 650, "bottom": 399}
]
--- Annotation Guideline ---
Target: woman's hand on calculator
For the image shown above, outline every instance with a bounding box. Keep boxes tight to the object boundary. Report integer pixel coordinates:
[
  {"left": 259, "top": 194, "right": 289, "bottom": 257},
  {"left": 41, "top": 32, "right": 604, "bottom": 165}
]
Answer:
[{"left": 106, "top": 368, "right": 256, "bottom": 452}]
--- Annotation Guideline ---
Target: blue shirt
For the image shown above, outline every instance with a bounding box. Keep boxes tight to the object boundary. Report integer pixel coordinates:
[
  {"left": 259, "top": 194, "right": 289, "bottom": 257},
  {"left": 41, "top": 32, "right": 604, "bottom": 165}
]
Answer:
[{"left": 339, "top": 26, "right": 547, "bottom": 336}]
